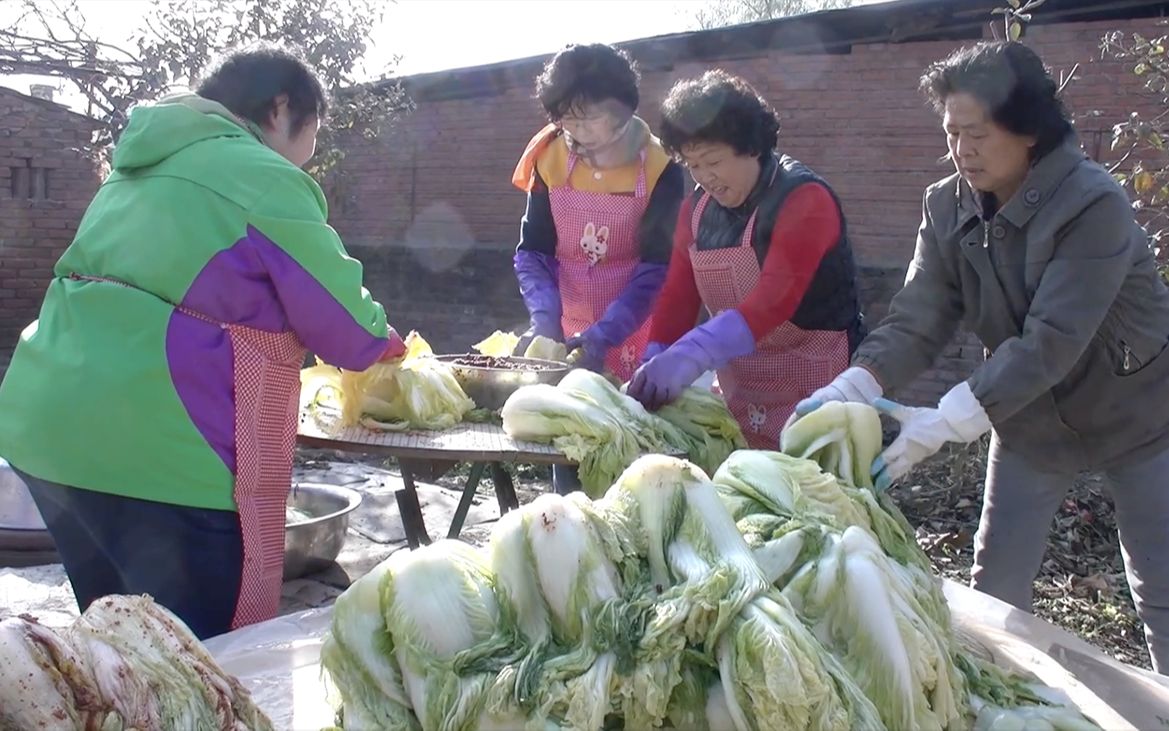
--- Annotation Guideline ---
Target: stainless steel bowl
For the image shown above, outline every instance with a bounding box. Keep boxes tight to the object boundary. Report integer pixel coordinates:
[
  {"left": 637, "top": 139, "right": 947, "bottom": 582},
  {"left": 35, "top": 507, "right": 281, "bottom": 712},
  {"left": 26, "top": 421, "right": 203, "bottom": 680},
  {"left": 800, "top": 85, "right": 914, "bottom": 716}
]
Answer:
[
  {"left": 437, "top": 354, "right": 571, "bottom": 411},
  {"left": 0, "top": 458, "right": 47, "bottom": 532},
  {"left": 284, "top": 483, "right": 362, "bottom": 580}
]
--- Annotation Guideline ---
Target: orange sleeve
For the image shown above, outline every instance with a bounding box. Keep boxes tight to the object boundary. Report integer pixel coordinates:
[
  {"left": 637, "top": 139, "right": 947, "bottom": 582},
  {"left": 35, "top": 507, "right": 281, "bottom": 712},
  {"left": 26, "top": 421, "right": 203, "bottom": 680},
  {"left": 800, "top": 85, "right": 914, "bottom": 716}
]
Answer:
[{"left": 511, "top": 124, "right": 559, "bottom": 192}]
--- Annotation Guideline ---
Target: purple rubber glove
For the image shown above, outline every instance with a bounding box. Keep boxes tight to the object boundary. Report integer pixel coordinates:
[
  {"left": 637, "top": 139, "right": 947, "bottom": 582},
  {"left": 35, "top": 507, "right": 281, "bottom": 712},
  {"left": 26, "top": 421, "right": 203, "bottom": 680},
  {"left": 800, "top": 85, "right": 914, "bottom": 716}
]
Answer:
[
  {"left": 628, "top": 309, "right": 756, "bottom": 411},
  {"left": 565, "top": 335, "right": 606, "bottom": 372},
  {"left": 567, "top": 262, "right": 667, "bottom": 373},
  {"left": 514, "top": 250, "right": 563, "bottom": 341},
  {"left": 641, "top": 341, "right": 666, "bottom": 365}
]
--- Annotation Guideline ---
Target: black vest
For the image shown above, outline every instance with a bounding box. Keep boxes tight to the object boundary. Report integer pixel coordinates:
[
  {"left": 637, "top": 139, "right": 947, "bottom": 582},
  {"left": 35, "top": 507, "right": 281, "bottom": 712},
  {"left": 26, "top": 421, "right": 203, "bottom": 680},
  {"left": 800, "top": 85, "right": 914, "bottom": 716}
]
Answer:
[{"left": 693, "top": 154, "right": 866, "bottom": 352}]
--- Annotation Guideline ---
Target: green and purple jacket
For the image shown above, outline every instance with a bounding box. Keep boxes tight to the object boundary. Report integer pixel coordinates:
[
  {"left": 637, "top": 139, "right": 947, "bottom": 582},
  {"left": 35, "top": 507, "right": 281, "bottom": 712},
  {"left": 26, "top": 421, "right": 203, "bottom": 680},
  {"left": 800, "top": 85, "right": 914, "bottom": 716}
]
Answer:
[{"left": 0, "top": 94, "right": 391, "bottom": 511}]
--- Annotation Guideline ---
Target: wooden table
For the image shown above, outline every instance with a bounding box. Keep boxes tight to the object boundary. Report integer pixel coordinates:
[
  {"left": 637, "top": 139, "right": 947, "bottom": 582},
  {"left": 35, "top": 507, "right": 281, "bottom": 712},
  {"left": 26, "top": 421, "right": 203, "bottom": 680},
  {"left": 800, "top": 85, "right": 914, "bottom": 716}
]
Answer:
[{"left": 298, "top": 414, "right": 577, "bottom": 548}]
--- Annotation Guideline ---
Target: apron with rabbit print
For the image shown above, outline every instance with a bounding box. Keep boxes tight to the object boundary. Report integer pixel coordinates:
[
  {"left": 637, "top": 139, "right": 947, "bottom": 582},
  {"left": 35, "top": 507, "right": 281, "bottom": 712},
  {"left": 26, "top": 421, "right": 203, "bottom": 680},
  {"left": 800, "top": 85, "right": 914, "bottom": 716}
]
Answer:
[
  {"left": 688, "top": 190, "right": 850, "bottom": 449},
  {"left": 550, "top": 149, "right": 652, "bottom": 382}
]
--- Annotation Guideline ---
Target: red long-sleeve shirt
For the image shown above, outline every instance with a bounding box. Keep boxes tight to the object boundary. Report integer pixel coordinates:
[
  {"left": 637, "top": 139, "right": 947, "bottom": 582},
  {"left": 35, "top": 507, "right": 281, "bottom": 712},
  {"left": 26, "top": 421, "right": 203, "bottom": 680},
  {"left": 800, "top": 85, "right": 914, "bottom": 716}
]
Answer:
[{"left": 648, "top": 181, "right": 843, "bottom": 345}]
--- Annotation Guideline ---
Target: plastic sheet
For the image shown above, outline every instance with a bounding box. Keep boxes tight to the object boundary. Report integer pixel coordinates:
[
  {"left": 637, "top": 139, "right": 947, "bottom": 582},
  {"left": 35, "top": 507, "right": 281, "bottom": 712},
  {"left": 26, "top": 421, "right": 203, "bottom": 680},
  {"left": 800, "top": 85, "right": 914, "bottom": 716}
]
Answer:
[
  {"left": 205, "top": 579, "right": 1169, "bottom": 731},
  {"left": 205, "top": 607, "right": 336, "bottom": 730}
]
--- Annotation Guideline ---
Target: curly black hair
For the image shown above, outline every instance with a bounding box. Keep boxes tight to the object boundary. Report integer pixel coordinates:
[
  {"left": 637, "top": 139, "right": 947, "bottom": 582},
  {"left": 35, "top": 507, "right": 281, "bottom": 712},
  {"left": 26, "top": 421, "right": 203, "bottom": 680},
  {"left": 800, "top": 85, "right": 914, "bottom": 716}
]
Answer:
[
  {"left": 535, "top": 43, "right": 640, "bottom": 121},
  {"left": 658, "top": 70, "right": 780, "bottom": 159},
  {"left": 921, "top": 41, "right": 1072, "bottom": 158},
  {"left": 198, "top": 41, "right": 327, "bottom": 134}
]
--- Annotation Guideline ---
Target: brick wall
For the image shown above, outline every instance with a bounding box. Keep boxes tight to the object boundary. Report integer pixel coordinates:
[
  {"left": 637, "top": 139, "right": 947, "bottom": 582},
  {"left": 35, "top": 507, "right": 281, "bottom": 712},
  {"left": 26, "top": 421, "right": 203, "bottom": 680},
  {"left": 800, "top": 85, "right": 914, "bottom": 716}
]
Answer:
[
  {"left": 0, "top": 9, "right": 1164, "bottom": 406},
  {"left": 329, "top": 14, "right": 1168, "bottom": 404},
  {"left": 0, "top": 89, "right": 101, "bottom": 369}
]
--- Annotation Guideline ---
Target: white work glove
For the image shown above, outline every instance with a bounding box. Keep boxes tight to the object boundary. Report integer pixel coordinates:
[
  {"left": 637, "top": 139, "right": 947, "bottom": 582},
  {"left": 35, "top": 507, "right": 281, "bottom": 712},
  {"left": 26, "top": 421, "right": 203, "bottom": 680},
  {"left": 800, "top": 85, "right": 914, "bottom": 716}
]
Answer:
[
  {"left": 793, "top": 366, "right": 884, "bottom": 418},
  {"left": 871, "top": 381, "right": 991, "bottom": 491}
]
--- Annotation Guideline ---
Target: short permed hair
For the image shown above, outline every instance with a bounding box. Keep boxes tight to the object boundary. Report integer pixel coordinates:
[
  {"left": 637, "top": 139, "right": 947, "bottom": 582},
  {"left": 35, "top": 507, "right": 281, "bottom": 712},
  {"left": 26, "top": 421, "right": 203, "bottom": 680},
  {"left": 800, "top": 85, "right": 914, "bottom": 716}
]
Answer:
[
  {"left": 197, "top": 41, "right": 327, "bottom": 134},
  {"left": 920, "top": 41, "right": 1072, "bottom": 158},
  {"left": 658, "top": 70, "right": 780, "bottom": 159},
  {"left": 535, "top": 43, "right": 640, "bottom": 121}
]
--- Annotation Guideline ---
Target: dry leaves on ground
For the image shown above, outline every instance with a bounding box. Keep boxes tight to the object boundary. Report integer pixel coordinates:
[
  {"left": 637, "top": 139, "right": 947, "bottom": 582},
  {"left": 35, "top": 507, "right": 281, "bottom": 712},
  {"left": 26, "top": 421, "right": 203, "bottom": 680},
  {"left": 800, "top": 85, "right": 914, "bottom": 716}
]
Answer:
[{"left": 894, "top": 440, "right": 1151, "bottom": 671}]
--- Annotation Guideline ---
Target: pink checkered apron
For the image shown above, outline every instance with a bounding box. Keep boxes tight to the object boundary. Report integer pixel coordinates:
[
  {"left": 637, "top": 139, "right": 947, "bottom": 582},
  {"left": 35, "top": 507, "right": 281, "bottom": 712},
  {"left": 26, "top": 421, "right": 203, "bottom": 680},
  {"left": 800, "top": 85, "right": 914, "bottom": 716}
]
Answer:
[
  {"left": 688, "top": 192, "right": 849, "bottom": 449},
  {"left": 549, "top": 149, "right": 652, "bottom": 382},
  {"left": 69, "top": 274, "right": 303, "bottom": 631},
  {"left": 226, "top": 322, "right": 304, "bottom": 629}
]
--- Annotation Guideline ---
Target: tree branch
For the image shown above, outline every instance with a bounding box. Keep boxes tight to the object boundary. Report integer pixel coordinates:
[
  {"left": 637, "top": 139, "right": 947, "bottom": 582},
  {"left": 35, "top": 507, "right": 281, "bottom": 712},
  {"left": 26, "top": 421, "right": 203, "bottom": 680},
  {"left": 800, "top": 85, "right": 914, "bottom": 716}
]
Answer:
[{"left": 0, "top": 0, "right": 408, "bottom": 179}]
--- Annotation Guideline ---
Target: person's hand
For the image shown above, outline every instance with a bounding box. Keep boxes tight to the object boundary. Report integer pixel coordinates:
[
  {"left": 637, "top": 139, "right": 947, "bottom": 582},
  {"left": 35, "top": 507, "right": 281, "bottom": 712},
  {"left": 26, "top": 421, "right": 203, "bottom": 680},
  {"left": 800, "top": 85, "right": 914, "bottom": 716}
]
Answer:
[
  {"left": 628, "top": 311, "right": 755, "bottom": 410},
  {"left": 640, "top": 341, "right": 666, "bottom": 365},
  {"left": 627, "top": 347, "right": 705, "bottom": 411},
  {"left": 869, "top": 399, "right": 956, "bottom": 491},
  {"left": 870, "top": 381, "right": 991, "bottom": 491},
  {"left": 565, "top": 332, "right": 606, "bottom": 373},
  {"left": 377, "top": 329, "right": 407, "bottom": 362},
  {"left": 793, "top": 366, "right": 883, "bottom": 418}
]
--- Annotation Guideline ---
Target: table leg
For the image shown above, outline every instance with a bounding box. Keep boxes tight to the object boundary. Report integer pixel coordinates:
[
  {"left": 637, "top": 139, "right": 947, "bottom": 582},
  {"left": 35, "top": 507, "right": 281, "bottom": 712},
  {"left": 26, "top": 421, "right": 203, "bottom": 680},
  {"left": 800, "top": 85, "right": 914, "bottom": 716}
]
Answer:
[
  {"left": 396, "top": 464, "right": 431, "bottom": 548},
  {"left": 447, "top": 462, "right": 486, "bottom": 539},
  {"left": 490, "top": 462, "right": 520, "bottom": 513},
  {"left": 399, "top": 458, "right": 458, "bottom": 483}
]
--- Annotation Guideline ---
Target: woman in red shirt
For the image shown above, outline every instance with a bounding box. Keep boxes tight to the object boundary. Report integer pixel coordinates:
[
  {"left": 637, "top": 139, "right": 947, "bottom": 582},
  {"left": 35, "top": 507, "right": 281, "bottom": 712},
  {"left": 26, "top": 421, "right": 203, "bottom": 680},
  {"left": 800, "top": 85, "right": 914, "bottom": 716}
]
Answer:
[{"left": 628, "top": 71, "right": 866, "bottom": 448}]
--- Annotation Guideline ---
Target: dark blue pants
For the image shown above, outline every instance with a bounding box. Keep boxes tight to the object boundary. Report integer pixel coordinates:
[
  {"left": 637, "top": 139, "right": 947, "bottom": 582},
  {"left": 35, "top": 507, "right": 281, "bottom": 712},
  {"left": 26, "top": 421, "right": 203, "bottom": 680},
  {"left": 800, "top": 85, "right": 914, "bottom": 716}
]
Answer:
[
  {"left": 17, "top": 469, "right": 245, "bottom": 640},
  {"left": 552, "top": 464, "right": 583, "bottom": 495}
]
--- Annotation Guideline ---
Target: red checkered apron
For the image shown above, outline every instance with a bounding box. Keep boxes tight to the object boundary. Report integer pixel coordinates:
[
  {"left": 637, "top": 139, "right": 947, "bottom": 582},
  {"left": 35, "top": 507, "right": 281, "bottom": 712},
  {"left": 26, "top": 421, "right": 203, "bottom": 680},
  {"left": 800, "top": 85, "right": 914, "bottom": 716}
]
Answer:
[
  {"left": 225, "top": 322, "right": 304, "bottom": 630},
  {"left": 549, "top": 149, "right": 652, "bottom": 382},
  {"left": 688, "top": 191, "right": 849, "bottom": 449},
  {"left": 70, "top": 274, "right": 303, "bottom": 631}
]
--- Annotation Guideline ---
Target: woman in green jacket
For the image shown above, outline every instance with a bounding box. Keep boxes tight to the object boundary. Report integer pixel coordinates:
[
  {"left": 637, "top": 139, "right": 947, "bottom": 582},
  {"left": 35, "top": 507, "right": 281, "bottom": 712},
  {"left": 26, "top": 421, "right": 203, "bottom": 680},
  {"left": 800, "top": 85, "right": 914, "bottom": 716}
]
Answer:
[{"left": 0, "top": 44, "right": 404, "bottom": 639}]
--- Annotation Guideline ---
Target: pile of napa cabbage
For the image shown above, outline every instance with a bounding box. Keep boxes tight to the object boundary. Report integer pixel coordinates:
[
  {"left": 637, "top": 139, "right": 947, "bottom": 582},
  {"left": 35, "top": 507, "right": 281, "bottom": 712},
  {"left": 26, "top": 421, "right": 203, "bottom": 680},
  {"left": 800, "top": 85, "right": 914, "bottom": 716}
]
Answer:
[
  {"left": 299, "top": 329, "right": 745, "bottom": 492},
  {"left": 319, "top": 404, "right": 1102, "bottom": 731},
  {"left": 500, "top": 369, "right": 746, "bottom": 497},
  {"left": 301, "top": 332, "right": 475, "bottom": 432},
  {"left": 0, "top": 595, "right": 272, "bottom": 730},
  {"left": 473, "top": 330, "right": 569, "bottom": 363}
]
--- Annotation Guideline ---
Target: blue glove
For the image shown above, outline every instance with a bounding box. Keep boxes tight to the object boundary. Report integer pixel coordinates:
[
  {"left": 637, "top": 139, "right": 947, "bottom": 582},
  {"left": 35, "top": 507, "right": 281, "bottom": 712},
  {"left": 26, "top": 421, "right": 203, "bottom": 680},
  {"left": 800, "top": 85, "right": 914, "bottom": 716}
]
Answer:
[
  {"left": 870, "top": 455, "right": 894, "bottom": 493},
  {"left": 514, "top": 250, "right": 563, "bottom": 341},
  {"left": 628, "top": 309, "right": 755, "bottom": 411}
]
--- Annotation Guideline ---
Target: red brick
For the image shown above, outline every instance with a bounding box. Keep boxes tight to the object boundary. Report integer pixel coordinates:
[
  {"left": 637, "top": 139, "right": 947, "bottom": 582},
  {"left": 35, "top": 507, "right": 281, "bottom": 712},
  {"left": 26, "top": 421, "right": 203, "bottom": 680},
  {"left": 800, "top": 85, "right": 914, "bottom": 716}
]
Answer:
[
  {"left": 2, "top": 16, "right": 1163, "bottom": 399},
  {"left": 324, "top": 16, "right": 1167, "bottom": 403},
  {"left": 0, "top": 90, "right": 99, "bottom": 368}
]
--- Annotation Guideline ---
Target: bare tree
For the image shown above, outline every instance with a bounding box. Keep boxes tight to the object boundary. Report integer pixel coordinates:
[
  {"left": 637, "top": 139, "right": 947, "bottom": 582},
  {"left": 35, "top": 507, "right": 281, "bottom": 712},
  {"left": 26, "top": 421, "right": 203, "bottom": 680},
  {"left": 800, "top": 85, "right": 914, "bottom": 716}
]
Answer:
[
  {"left": 0, "top": 0, "right": 145, "bottom": 123},
  {"left": 0, "top": 0, "right": 410, "bottom": 189},
  {"left": 695, "top": 0, "right": 855, "bottom": 30}
]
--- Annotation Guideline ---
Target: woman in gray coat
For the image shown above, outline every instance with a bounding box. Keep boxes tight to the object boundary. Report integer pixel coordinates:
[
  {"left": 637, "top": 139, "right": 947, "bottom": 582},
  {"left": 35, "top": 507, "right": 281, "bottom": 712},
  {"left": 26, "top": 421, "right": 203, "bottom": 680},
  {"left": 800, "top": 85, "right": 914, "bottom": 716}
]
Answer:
[{"left": 800, "top": 41, "right": 1169, "bottom": 673}]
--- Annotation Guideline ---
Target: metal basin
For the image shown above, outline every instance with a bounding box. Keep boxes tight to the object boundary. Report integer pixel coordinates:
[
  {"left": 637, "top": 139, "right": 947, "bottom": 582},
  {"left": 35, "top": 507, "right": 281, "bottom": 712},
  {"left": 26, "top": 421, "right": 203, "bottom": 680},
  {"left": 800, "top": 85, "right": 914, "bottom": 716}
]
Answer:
[
  {"left": 0, "top": 458, "right": 47, "bottom": 532},
  {"left": 437, "top": 354, "right": 571, "bottom": 411},
  {"left": 284, "top": 483, "right": 362, "bottom": 580}
]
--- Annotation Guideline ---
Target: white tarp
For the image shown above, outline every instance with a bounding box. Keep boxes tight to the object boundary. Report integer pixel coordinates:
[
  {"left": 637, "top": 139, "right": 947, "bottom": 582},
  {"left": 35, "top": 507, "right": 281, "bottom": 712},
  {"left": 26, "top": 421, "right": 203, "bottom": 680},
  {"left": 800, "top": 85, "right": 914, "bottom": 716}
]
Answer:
[{"left": 205, "top": 579, "right": 1169, "bottom": 731}]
